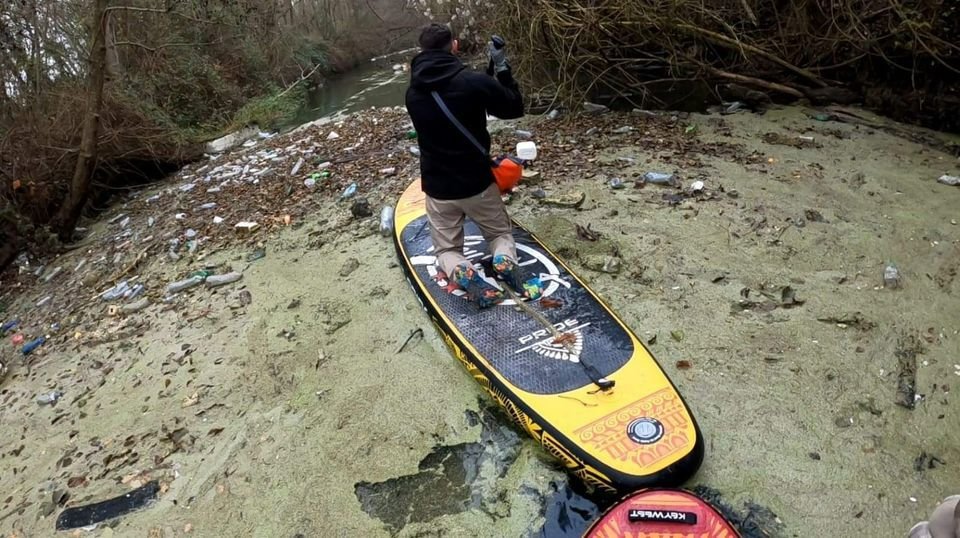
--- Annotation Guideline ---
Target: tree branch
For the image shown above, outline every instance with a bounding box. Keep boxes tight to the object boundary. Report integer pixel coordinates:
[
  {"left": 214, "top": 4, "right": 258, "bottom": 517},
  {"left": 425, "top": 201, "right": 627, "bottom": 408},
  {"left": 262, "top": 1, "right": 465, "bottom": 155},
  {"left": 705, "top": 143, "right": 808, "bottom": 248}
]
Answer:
[
  {"left": 104, "top": 6, "right": 169, "bottom": 14},
  {"left": 114, "top": 40, "right": 221, "bottom": 52},
  {"left": 364, "top": 0, "right": 385, "bottom": 22},
  {"left": 104, "top": 6, "right": 217, "bottom": 26},
  {"left": 704, "top": 66, "right": 805, "bottom": 98},
  {"left": 278, "top": 63, "right": 323, "bottom": 98},
  {"left": 675, "top": 23, "right": 828, "bottom": 88}
]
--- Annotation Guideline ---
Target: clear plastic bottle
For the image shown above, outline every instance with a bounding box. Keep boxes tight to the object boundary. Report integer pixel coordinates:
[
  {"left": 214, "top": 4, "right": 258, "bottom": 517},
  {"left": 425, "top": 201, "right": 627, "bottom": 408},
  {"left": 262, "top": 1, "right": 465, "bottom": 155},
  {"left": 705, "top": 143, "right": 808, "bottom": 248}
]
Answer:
[
  {"left": 205, "top": 272, "right": 243, "bottom": 288},
  {"left": 166, "top": 275, "right": 205, "bottom": 294},
  {"left": 884, "top": 263, "right": 902, "bottom": 288},
  {"left": 340, "top": 183, "right": 358, "bottom": 200},
  {"left": 643, "top": 172, "right": 677, "bottom": 186},
  {"left": 102, "top": 281, "right": 130, "bottom": 301},
  {"left": 379, "top": 206, "right": 395, "bottom": 237},
  {"left": 36, "top": 390, "right": 62, "bottom": 406}
]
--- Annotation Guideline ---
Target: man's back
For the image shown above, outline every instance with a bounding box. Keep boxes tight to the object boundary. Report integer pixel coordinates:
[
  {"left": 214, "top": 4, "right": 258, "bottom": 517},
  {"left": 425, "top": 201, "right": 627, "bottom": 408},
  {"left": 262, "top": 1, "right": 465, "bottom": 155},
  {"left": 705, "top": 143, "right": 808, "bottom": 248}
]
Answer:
[{"left": 406, "top": 49, "right": 524, "bottom": 201}]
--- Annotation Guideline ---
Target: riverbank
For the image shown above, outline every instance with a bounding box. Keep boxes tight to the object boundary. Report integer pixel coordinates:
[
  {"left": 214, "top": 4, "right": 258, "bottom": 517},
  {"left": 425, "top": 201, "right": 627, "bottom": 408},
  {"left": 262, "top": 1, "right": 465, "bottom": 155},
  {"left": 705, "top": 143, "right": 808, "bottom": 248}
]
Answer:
[{"left": 1, "top": 103, "right": 959, "bottom": 537}]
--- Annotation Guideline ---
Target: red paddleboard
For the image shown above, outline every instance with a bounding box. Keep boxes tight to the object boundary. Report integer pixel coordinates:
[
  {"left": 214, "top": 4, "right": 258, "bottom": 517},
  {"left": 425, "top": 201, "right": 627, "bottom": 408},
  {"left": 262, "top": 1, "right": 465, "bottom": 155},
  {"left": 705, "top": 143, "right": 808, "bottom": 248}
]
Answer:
[{"left": 583, "top": 488, "right": 741, "bottom": 538}]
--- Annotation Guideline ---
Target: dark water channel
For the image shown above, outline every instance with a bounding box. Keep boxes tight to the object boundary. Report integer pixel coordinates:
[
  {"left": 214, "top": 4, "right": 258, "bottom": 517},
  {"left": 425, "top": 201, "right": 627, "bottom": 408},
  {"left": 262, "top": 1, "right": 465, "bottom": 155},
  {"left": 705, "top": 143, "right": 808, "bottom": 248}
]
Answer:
[
  {"left": 352, "top": 403, "right": 605, "bottom": 537},
  {"left": 286, "top": 53, "right": 413, "bottom": 129}
]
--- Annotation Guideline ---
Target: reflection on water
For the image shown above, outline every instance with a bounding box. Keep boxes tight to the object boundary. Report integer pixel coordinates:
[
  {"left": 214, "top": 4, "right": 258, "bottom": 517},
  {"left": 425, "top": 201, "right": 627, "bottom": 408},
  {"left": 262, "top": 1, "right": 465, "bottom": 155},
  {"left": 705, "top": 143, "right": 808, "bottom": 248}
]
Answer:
[{"left": 289, "top": 55, "right": 413, "bottom": 129}]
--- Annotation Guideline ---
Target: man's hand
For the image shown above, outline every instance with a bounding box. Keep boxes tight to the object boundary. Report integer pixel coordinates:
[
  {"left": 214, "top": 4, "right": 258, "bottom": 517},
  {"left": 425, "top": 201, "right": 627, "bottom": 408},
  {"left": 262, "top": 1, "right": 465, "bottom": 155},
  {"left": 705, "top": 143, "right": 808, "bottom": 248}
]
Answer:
[{"left": 487, "top": 35, "right": 509, "bottom": 74}]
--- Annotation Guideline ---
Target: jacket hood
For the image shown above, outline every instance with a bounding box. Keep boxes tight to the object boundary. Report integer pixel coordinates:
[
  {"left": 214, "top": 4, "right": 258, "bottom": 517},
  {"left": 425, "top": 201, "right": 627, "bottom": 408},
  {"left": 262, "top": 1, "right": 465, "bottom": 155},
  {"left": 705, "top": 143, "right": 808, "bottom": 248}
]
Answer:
[{"left": 410, "top": 50, "right": 466, "bottom": 91}]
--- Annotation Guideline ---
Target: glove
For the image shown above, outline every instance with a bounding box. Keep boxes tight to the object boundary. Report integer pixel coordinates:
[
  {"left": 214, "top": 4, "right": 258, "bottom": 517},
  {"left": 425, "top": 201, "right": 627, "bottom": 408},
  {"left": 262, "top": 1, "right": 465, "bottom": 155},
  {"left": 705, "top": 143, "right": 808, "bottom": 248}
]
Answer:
[{"left": 487, "top": 35, "right": 509, "bottom": 74}]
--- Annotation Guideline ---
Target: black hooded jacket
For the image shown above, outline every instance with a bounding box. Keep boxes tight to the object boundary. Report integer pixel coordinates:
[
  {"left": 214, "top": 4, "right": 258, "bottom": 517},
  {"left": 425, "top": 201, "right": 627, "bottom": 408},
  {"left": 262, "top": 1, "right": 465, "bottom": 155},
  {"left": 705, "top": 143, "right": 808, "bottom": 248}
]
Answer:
[{"left": 405, "top": 49, "right": 525, "bottom": 200}]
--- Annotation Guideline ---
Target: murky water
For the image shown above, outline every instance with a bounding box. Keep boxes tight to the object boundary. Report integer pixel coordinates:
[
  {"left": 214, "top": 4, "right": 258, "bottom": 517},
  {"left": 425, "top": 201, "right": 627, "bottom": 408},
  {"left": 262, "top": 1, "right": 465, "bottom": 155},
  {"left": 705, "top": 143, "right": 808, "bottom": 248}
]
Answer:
[
  {"left": 354, "top": 406, "right": 523, "bottom": 534},
  {"left": 288, "top": 54, "right": 412, "bottom": 128},
  {"left": 524, "top": 482, "right": 602, "bottom": 537},
  {"left": 352, "top": 403, "right": 612, "bottom": 538}
]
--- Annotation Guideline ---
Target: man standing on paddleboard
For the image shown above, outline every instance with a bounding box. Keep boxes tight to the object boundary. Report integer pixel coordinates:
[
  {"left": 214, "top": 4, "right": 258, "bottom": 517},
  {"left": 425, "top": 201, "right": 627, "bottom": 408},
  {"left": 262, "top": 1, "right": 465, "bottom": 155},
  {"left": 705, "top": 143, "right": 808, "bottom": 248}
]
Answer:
[{"left": 405, "top": 23, "right": 544, "bottom": 309}]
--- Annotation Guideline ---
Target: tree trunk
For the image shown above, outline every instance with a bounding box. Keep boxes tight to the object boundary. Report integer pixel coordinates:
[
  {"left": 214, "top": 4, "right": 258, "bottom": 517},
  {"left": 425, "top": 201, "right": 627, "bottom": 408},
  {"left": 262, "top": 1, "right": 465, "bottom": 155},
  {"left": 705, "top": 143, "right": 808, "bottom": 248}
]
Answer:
[
  {"left": 54, "top": 0, "right": 110, "bottom": 242},
  {"left": 105, "top": 11, "right": 122, "bottom": 81}
]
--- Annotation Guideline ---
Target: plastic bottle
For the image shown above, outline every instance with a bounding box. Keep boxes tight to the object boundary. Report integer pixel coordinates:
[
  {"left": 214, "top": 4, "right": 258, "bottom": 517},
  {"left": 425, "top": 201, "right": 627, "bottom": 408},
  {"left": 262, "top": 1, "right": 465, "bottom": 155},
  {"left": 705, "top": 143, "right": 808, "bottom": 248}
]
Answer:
[
  {"left": 127, "top": 284, "right": 145, "bottom": 299},
  {"left": 121, "top": 298, "right": 150, "bottom": 314},
  {"left": 102, "top": 281, "right": 130, "bottom": 301},
  {"left": 643, "top": 172, "right": 677, "bottom": 186},
  {"left": 43, "top": 267, "right": 62, "bottom": 283},
  {"left": 166, "top": 275, "right": 205, "bottom": 295},
  {"left": 22, "top": 336, "right": 46, "bottom": 356},
  {"left": 340, "top": 183, "right": 358, "bottom": 200},
  {"left": 1, "top": 320, "right": 20, "bottom": 333},
  {"left": 515, "top": 130, "right": 533, "bottom": 140},
  {"left": 36, "top": 390, "right": 62, "bottom": 406},
  {"left": 205, "top": 272, "right": 243, "bottom": 288},
  {"left": 290, "top": 157, "right": 305, "bottom": 176},
  {"left": 884, "top": 264, "right": 902, "bottom": 289},
  {"left": 379, "top": 206, "right": 395, "bottom": 237}
]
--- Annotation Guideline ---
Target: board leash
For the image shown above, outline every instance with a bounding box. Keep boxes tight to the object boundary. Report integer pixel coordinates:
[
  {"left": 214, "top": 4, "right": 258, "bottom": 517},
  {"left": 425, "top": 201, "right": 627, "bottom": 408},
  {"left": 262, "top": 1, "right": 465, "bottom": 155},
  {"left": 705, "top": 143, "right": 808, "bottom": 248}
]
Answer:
[{"left": 500, "top": 286, "right": 615, "bottom": 392}]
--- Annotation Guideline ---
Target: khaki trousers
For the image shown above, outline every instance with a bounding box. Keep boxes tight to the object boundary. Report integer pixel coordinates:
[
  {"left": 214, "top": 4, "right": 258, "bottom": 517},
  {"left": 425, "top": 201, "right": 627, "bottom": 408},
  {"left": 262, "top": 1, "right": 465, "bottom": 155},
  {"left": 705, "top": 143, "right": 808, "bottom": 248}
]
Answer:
[{"left": 426, "top": 182, "right": 518, "bottom": 277}]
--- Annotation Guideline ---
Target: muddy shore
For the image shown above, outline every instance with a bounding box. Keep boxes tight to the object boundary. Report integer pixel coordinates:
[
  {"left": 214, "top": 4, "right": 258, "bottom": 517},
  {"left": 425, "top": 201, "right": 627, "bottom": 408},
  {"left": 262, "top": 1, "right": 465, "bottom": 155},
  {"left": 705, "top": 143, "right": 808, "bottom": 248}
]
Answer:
[{"left": 1, "top": 104, "right": 959, "bottom": 538}]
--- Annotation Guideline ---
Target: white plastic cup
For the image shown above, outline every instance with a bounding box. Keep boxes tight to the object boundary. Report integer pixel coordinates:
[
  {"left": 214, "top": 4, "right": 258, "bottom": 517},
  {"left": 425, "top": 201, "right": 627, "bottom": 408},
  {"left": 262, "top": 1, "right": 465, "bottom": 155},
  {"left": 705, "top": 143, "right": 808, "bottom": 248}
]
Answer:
[{"left": 517, "top": 141, "right": 538, "bottom": 161}]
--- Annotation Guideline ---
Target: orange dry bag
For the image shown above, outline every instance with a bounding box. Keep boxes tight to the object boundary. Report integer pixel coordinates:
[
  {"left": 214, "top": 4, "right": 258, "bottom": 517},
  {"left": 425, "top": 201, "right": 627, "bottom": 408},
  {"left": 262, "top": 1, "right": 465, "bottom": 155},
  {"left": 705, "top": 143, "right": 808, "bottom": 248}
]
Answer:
[
  {"left": 492, "top": 156, "right": 523, "bottom": 193},
  {"left": 430, "top": 90, "right": 526, "bottom": 194}
]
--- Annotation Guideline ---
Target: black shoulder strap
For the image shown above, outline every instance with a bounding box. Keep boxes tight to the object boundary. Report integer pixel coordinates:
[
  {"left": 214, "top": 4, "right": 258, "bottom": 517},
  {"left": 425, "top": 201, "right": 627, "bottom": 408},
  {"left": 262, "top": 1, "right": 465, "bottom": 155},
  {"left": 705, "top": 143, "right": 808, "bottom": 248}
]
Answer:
[{"left": 430, "top": 91, "right": 491, "bottom": 160}]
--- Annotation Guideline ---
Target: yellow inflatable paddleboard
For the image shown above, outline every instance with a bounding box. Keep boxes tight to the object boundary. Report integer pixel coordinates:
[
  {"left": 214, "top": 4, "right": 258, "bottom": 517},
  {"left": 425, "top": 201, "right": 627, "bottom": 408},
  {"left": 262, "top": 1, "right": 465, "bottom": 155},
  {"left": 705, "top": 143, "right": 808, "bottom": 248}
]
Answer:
[{"left": 393, "top": 179, "right": 703, "bottom": 494}]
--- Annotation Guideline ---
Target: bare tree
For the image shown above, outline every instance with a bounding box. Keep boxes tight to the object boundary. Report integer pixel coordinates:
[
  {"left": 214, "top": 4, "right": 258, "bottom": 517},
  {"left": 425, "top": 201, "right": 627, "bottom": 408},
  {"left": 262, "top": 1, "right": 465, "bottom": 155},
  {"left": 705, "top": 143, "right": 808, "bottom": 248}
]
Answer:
[{"left": 53, "top": 0, "right": 110, "bottom": 241}]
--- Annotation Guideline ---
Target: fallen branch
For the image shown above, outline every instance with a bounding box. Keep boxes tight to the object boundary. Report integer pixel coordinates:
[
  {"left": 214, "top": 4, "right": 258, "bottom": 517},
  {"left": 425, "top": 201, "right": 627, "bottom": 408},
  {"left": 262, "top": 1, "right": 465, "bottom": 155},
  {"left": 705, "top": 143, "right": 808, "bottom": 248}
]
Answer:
[
  {"left": 705, "top": 67, "right": 805, "bottom": 99},
  {"left": 278, "top": 63, "right": 323, "bottom": 98},
  {"left": 675, "top": 24, "right": 828, "bottom": 88}
]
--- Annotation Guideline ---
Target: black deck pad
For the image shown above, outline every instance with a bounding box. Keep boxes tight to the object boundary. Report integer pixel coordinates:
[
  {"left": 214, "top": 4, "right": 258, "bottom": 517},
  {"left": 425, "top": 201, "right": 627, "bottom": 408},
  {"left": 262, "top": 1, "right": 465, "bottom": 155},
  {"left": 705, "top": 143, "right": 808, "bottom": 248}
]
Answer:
[{"left": 401, "top": 215, "right": 632, "bottom": 395}]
